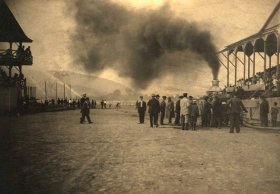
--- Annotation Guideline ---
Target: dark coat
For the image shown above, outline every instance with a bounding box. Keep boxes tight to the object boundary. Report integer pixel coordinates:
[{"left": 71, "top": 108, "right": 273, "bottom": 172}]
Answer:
[
  {"left": 227, "top": 97, "right": 247, "bottom": 114},
  {"left": 190, "top": 103, "right": 199, "bottom": 117},
  {"left": 160, "top": 101, "right": 166, "bottom": 113},
  {"left": 260, "top": 100, "right": 269, "bottom": 115},
  {"left": 201, "top": 100, "right": 211, "bottom": 115},
  {"left": 136, "top": 100, "right": 146, "bottom": 112},
  {"left": 147, "top": 98, "right": 160, "bottom": 114},
  {"left": 212, "top": 99, "right": 222, "bottom": 117},
  {"left": 175, "top": 99, "right": 181, "bottom": 113},
  {"left": 81, "top": 101, "right": 90, "bottom": 114}
]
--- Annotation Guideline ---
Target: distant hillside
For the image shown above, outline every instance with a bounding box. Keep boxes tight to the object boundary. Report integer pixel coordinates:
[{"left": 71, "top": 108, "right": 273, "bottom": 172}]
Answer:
[
  {"left": 24, "top": 69, "right": 135, "bottom": 100},
  {"left": 23, "top": 67, "right": 215, "bottom": 100}
]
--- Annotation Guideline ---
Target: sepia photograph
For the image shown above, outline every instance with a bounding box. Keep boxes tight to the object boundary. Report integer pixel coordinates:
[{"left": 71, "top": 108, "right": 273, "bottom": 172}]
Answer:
[{"left": 0, "top": 0, "right": 280, "bottom": 193}]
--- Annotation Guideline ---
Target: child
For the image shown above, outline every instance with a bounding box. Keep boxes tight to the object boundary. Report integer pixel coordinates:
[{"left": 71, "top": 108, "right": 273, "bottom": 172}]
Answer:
[{"left": 271, "top": 102, "right": 279, "bottom": 127}]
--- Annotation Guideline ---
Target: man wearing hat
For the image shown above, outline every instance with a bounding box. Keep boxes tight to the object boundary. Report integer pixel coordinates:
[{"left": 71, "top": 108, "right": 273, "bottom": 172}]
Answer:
[
  {"left": 80, "top": 97, "right": 93, "bottom": 124},
  {"left": 147, "top": 94, "right": 160, "bottom": 128},
  {"left": 136, "top": 96, "right": 147, "bottom": 124},
  {"left": 160, "top": 96, "right": 167, "bottom": 125},
  {"left": 81, "top": 94, "right": 87, "bottom": 107},
  {"left": 180, "top": 93, "right": 190, "bottom": 130},
  {"left": 227, "top": 93, "right": 248, "bottom": 133}
]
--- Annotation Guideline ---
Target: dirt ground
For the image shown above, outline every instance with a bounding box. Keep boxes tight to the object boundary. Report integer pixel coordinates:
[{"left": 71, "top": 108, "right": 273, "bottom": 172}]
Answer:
[{"left": 0, "top": 107, "right": 280, "bottom": 194}]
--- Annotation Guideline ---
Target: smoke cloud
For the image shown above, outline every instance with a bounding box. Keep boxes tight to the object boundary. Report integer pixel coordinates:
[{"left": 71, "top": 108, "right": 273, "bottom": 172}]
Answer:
[{"left": 70, "top": 0, "right": 220, "bottom": 89}]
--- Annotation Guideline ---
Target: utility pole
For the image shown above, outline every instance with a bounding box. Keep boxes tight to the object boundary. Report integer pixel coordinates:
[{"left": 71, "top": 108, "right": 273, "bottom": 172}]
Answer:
[
  {"left": 63, "top": 83, "right": 65, "bottom": 99},
  {"left": 45, "top": 81, "right": 47, "bottom": 100}
]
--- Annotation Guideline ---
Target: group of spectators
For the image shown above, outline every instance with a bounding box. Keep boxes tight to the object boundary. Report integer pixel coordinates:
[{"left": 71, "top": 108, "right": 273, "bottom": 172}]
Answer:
[
  {"left": 16, "top": 45, "right": 32, "bottom": 63},
  {"left": 225, "top": 66, "right": 280, "bottom": 96},
  {"left": 0, "top": 45, "right": 32, "bottom": 64},
  {"left": 136, "top": 92, "right": 251, "bottom": 133},
  {"left": 0, "top": 67, "right": 26, "bottom": 88}
]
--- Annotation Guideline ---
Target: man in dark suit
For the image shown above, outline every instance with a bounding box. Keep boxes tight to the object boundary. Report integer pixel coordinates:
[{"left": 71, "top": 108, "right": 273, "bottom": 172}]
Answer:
[
  {"left": 260, "top": 96, "right": 269, "bottom": 127},
  {"left": 136, "top": 96, "right": 146, "bottom": 124},
  {"left": 160, "top": 96, "right": 167, "bottom": 125},
  {"left": 174, "top": 96, "right": 182, "bottom": 125},
  {"left": 147, "top": 94, "right": 160, "bottom": 128},
  {"left": 227, "top": 93, "right": 248, "bottom": 133},
  {"left": 80, "top": 97, "right": 93, "bottom": 124}
]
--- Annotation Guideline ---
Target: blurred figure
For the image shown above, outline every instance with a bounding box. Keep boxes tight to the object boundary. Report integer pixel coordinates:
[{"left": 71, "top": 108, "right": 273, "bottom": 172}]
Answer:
[
  {"left": 271, "top": 102, "right": 279, "bottom": 127},
  {"left": 260, "top": 96, "right": 269, "bottom": 127},
  {"left": 174, "top": 96, "right": 183, "bottom": 126},
  {"left": 160, "top": 96, "right": 167, "bottom": 125},
  {"left": 147, "top": 94, "right": 160, "bottom": 128},
  {"left": 200, "top": 96, "right": 211, "bottom": 127},
  {"left": 136, "top": 96, "right": 146, "bottom": 124},
  {"left": 80, "top": 97, "right": 93, "bottom": 124},
  {"left": 212, "top": 96, "right": 222, "bottom": 128},
  {"left": 166, "top": 97, "right": 175, "bottom": 124},
  {"left": 227, "top": 93, "right": 248, "bottom": 133},
  {"left": 189, "top": 100, "right": 199, "bottom": 130},
  {"left": 180, "top": 93, "right": 190, "bottom": 130}
]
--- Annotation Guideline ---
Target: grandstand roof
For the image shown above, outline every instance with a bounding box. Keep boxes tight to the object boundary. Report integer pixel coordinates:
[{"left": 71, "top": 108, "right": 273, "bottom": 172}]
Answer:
[
  {"left": 260, "top": 1, "right": 280, "bottom": 32},
  {"left": 0, "top": 0, "right": 32, "bottom": 43},
  {"left": 219, "top": 1, "right": 280, "bottom": 53}
]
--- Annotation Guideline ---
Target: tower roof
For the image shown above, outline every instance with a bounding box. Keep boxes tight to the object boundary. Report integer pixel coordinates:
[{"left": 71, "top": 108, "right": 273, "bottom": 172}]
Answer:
[{"left": 0, "top": 0, "right": 32, "bottom": 43}]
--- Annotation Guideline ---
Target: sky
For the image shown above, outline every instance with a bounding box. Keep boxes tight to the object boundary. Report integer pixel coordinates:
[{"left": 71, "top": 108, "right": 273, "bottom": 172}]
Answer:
[{"left": 5, "top": 0, "right": 279, "bottom": 96}]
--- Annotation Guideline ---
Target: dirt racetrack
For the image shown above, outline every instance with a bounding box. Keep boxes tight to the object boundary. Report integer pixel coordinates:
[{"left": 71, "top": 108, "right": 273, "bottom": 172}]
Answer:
[{"left": 0, "top": 107, "right": 280, "bottom": 194}]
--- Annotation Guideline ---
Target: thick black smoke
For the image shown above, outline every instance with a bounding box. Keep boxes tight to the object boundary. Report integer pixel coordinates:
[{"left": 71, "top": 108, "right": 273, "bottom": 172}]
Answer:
[{"left": 70, "top": 0, "right": 220, "bottom": 89}]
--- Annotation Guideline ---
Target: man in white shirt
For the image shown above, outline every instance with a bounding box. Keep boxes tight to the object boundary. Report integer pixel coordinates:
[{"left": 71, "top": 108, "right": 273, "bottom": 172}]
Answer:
[{"left": 180, "top": 93, "right": 190, "bottom": 130}]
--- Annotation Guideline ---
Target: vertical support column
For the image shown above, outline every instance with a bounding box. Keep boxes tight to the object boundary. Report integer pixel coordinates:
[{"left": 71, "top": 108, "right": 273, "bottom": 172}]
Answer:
[
  {"left": 55, "top": 82, "right": 57, "bottom": 100},
  {"left": 45, "top": 81, "right": 47, "bottom": 100},
  {"left": 269, "top": 56, "right": 271, "bottom": 68},
  {"left": 235, "top": 50, "right": 237, "bottom": 85},
  {"left": 248, "top": 55, "right": 250, "bottom": 79},
  {"left": 227, "top": 51, "right": 230, "bottom": 87},
  {"left": 8, "top": 66, "right": 12, "bottom": 78},
  {"left": 253, "top": 41, "right": 256, "bottom": 76},
  {"left": 70, "top": 84, "right": 72, "bottom": 99},
  {"left": 264, "top": 38, "right": 267, "bottom": 71},
  {"left": 64, "top": 83, "right": 65, "bottom": 99},
  {"left": 243, "top": 50, "right": 246, "bottom": 81},
  {"left": 9, "top": 42, "right": 12, "bottom": 78},
  {"left": 19, "top": 65, "right": 22, "bottom": 77},
  {"left": 277, "top": 32, "right": 279, "bottom": 79}
]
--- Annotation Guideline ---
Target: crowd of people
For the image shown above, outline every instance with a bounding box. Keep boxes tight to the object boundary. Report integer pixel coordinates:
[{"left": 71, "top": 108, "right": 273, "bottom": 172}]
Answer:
[
  {"left": 136, "top": 92, "right": 252, "bottom": 133},
  {"left": 224, "top": 66, "right": 280, "bottom": 98},
  {"left": 0, "top": 67, "right": 26, "bottom": 87},
  {"left": 0, "top": 45, "right": 32, "bottom": 64}
]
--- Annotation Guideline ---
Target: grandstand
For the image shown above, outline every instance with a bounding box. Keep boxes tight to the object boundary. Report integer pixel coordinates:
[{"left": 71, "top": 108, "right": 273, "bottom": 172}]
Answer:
[
  {"left": 218, "top": 2, "right": 280, "bottom": 99},
  {"left": 217, "top": 2, "right": 280, "bottom": 122},
  {"left": 0, "top": 0, "right": 33, "bottom": 115}
]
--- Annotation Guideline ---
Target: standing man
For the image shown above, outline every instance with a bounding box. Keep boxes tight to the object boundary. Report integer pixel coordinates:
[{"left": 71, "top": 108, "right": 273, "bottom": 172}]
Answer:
[
  {"left": 80, "top": 97, "right": 93, "bottom": 124},
  {"left": 160, "top": 96, "right": 167, "bottom": 125},
  {"left": 174, "top": 96, "right": 183, "bottom": 126},
  {"left": 189, "top": 100, "right": 199, "bottom": 130},
  {"left": 136, "top": 96, "right": 147, "bottom": 124},
  {"left": 227, "top": 93, "right": 248, "bottom": 133},
  {"left": 212, "top": 96, "right": 222, "bottom": 128},
  {"left": 166, "top": 97, "right": 175, "bottom": 124},
  {"left": 200, "top": 96, "right": 211, "bottom": 127},
  {"left": 147, "top": 94, "right": 160, "bottom": 128},
  {"left": 271, "top": 102, "right": 279, "bottom": 127},
  {"left": 260, "top": 96, "right": 269, "bottom": 127},
  {"left": 180, "top": 93, "right": 190, "bottom": 130}
]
